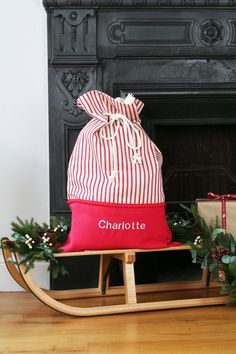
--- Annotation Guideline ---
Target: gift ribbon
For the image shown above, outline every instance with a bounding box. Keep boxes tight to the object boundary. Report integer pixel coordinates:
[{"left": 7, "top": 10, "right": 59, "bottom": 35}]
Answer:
[{"left": 207, "top": 192, "right": 236, "bottom": 229}]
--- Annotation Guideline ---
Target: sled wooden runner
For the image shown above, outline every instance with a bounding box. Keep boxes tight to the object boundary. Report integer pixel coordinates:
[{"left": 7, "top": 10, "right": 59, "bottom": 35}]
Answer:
[{"left": 1, "top": 239, "right": 228, "bottom": 316}]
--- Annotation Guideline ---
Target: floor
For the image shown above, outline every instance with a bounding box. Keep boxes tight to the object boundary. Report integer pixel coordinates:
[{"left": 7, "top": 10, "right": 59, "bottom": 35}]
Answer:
[{"left": 0, "top": 292, "right": 236, "bottom": 354}]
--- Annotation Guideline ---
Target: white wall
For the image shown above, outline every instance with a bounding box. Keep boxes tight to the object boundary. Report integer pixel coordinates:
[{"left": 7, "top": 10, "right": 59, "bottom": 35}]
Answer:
[{"left": 0, "top": 0, "right": 50, "bottom": 290}]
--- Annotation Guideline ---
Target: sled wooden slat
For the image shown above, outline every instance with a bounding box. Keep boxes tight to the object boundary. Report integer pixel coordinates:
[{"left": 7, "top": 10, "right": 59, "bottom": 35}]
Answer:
[
  {"left": 53, "top": 244, "right": 191, "bottom": 258},
  {"left": 1, "top": 239, "right": 228, "bottom": 317}
]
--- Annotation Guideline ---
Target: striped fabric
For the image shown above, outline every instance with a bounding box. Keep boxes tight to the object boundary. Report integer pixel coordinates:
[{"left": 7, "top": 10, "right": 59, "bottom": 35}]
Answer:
[{"left": 67, "top": 90, "right": 165, "bottom": 204}]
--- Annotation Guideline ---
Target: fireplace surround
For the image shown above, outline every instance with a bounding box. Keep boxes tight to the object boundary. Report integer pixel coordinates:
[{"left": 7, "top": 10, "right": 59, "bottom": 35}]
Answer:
[{"left": 43, "top": 1, "right": 236, "bottom": 288}]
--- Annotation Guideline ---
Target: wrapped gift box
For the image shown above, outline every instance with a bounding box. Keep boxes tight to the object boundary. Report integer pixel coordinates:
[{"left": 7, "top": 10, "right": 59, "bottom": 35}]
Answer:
[{"left": 197, "top": 196, "right": 236, "bottom": 240}]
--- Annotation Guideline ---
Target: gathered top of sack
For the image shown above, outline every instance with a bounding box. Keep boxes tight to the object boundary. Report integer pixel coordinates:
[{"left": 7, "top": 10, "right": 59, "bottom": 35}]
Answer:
[{"left": 77, "top": 90, "right": 144, "bottom": 123}]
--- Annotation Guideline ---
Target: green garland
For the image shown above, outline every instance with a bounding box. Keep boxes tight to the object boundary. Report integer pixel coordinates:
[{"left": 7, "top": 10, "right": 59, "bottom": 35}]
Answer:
[
  {"left": 1, "top": 216, "right": 70, "bottom": 279},
  {"left": 168, "top": 204, "right": 236, "bottom": 305}
]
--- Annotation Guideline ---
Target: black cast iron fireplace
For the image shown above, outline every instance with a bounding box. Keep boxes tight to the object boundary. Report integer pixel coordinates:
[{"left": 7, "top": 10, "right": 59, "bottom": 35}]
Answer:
[{"left": 43, "top": 1, "right": 236, "bottom": 289}]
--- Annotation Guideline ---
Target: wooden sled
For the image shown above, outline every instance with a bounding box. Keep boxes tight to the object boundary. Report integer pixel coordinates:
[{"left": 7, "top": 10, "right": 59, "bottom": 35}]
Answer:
[{"left": 1, "top": 238, "right": 227, "bottom": 317}]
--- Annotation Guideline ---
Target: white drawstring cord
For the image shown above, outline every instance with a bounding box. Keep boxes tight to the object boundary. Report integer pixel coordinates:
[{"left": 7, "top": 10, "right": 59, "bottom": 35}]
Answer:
[{"left": 99, "top": 112, "right": 142, "bottom": 182}]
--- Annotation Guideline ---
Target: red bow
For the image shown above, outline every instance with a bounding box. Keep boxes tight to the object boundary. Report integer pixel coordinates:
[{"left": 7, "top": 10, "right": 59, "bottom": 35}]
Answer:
[
  {"left": 207, "top": 192, "right": 236, "bottom": 200},
  {"left": 207, "top": 192, "right": 236, "bottom": 229}
]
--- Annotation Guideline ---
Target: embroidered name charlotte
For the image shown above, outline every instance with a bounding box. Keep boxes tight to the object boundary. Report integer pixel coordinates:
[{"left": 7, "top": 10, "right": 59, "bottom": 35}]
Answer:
[{"left": 98, "top": 220, "right": 146, "bottom": 230}]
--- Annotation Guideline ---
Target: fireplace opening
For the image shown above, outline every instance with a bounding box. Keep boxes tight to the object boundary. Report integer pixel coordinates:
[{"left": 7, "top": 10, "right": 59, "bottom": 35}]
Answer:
[
  {"left": 152, "top": 124, "right": 236, "bottom": 204},
  {"left": 132, "top": 86, "right": 236, "bottom": 208}
]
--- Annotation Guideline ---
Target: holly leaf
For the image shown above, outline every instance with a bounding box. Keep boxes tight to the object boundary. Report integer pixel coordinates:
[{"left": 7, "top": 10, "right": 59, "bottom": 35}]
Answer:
[
  {"left": 59, "top": 265, "right": 68, "bottom": 276},
  {"left": 211, "top": 228, "right": 225, "bottom": 241},
  {"left": 222, "top": 255, "right": 231, "bottom": 264},
  {"left": 190, "top": 249, "right": 197, "bottom": 263},
  {"left": 179, "top": 204, "right": 192, "bottom": 214},
  {"left": 229, "top": 234, "right": 236, "bottom": 253},
  {"left": 222, "top": 255, "right": 236, "bottom": 264},
  {"left": 229, "top": 263, "right": 236, "bottom": 277},
  {"left": 201, "top": 254, "right": 208, "bottom": 269},
  {"left": 51, "top": 266, "right": 59, "bottom": 279}
]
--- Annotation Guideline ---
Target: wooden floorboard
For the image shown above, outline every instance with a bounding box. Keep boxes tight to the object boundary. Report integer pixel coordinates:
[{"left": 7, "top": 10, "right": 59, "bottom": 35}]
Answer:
[{"left": 0, "top": 291, "right": 236, "bottom": 354}]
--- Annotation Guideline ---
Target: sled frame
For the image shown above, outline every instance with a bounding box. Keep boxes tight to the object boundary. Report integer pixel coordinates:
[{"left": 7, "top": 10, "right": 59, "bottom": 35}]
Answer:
[{"left": 1, "top": 238, "right": 227, "bottom": 317}]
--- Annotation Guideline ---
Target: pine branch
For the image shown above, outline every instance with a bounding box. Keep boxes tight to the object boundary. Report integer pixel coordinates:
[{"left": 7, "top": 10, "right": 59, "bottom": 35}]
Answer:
[{"left": 6, "top": 215, "right": 70, "bottom": 278}]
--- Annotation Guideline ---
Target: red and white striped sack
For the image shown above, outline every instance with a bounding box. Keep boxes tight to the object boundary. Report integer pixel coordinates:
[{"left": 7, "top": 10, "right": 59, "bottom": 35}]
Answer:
[{"left": 62, "top": 90, "right": 177, "bottom": 251}]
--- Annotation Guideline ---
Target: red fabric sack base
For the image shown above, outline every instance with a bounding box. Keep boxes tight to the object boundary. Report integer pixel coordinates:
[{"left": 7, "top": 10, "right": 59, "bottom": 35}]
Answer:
[{"left": 61, "top": 199, "right": 180, "bottom": 252}]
